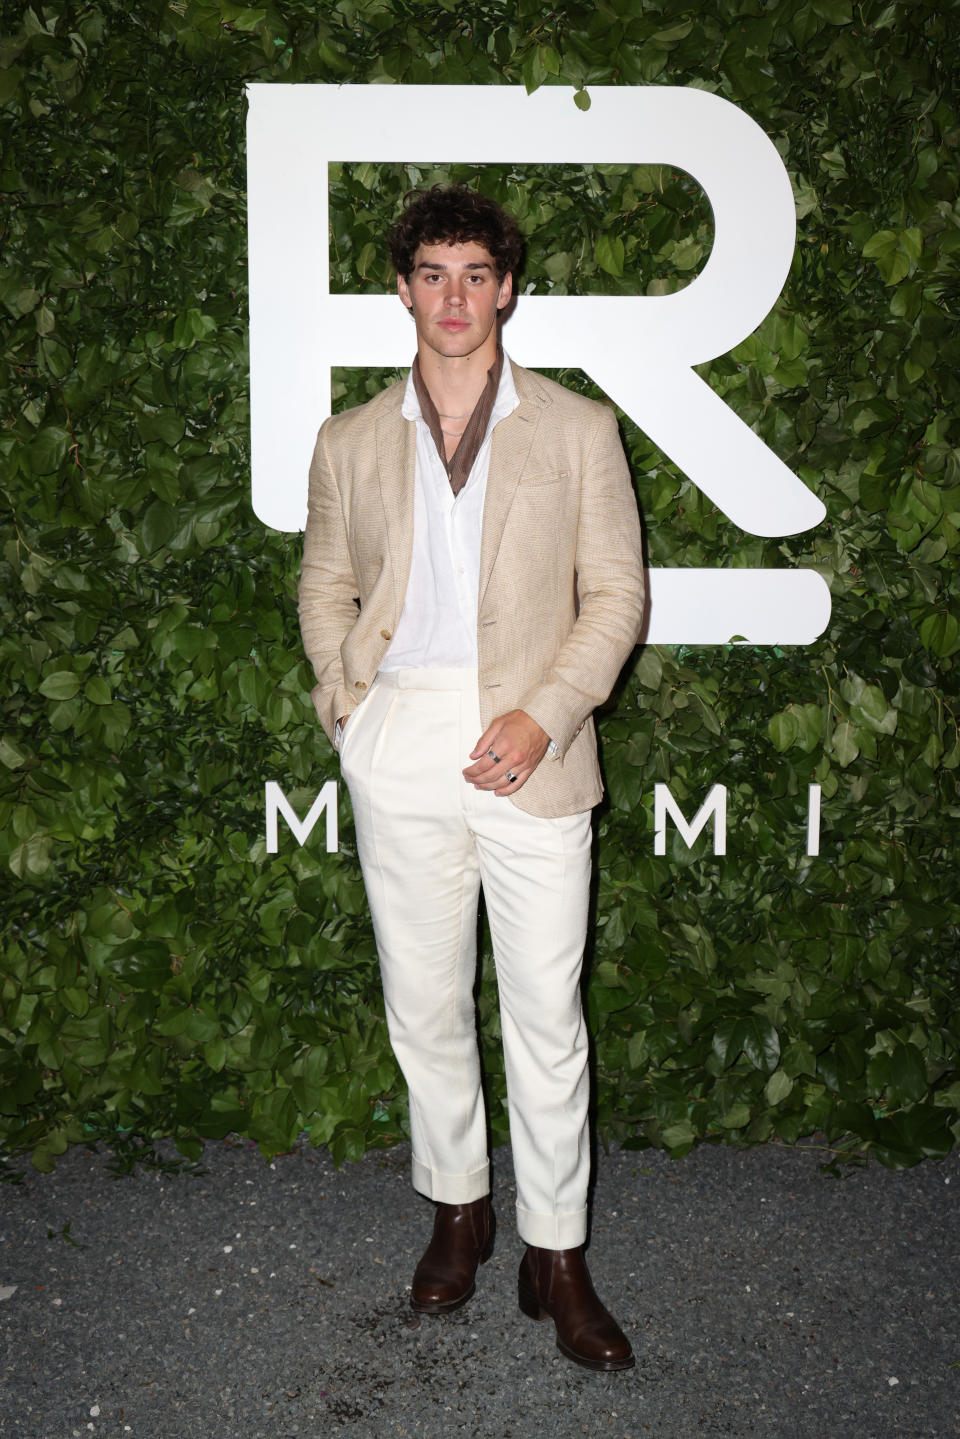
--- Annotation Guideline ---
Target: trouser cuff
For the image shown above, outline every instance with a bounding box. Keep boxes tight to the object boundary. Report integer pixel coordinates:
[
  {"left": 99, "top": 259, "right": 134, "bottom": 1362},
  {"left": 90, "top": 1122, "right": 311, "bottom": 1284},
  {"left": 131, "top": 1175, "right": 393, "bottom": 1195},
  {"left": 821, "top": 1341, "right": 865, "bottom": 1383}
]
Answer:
[
  {"left": 412, "top": 1154, "right": 490, "bottom": 1204},
  {"left": 516, "top": 1204, "right": 588, "bottom": 1249}
]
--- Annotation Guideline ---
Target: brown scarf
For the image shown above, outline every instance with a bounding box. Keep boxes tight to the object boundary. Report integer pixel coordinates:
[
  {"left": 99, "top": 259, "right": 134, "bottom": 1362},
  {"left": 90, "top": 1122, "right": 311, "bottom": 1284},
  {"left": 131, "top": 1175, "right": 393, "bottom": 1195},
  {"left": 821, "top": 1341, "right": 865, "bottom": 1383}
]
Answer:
[{"left": 411, "top": 347, "right": 504, "bottom": 498}]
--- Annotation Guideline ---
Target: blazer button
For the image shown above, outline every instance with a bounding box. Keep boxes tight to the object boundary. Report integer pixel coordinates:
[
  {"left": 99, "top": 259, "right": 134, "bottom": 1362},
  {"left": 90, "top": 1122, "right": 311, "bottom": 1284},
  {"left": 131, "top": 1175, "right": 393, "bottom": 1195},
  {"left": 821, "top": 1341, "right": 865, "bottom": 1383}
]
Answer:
[
  {"left": 355, "top": 680, "right": 367, "bottom": 690},
  {"left": 380, "top": 629, "right": 392, "bottom": 641}
]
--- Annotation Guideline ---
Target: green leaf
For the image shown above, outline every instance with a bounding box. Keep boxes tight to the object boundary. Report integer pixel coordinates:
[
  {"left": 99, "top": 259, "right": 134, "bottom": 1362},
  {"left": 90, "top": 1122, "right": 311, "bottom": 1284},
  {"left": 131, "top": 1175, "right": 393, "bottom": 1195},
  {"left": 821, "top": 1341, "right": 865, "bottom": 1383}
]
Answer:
[
  {"left": 919, "top": 612, "right": 960, "bottom": 657},
  {"left": 831, "top": 721, "right": 860, "bottom": 767},
  {"left": 811, "top": 0, "right": 852, "bottom": 24},
  {"left": 229, "top": 8, "right": 268, "bottom": 31},
  {"left": 155, "top": 1007, "right": 221, "bottom": 1044},
  {"left": 595, "top": 960, "right": 630, "bottom": 991},
  {"left": 172, "top": 308, "right": 217, "bottom": 347},
  {"left": 718, "top": 1102, "right": 752, "bottom": 1130},
  {"left": 781, "top": 1040, "right": 817, "bottom": 1079},
  {"left": 522, "top": 46, "right": 546, "bottom": 94},
  {"left": 871, "top": 1107, "right": 954, "bottom": 1167},
  {"left": 0, "top": 736, "right": 27, "bottom": 769},
  {"left": 28, "top": 426, "right": 72, "bottom": 475},
  {"left": 769, "top": 710, "right": 799, "bottom": 752},
  {"left": 660, "top": 1120, "right": 696, "bottom": 1154},
  {"left": 60, "top": 987, "right": 90, "bottom": 1018},
  {"left": 38, "top": 671, "right": 81, "bottom": 701},
  {"left": 712, "top": 1018, "right": 741, "bottom": 1070},
  {"left": 141, "top": 500, "right": 180, "bottom": 553},
  {"left": 203, "top": 1035, "right": 226, "bottom": 1071},
  {"left": 852, "top": 683, "right": 897, "bottom": 734},
  {"left": 595, "top": 234, "right": 625, "bottom": 278},
  {"left": 888, "top": 1043, "right": 927, "bottom": 1104},
  {"left": 739, "top": 1017, "right": 781, "bottom": 1073},
  {"left": 84, "top": 676, "right": 112, "bottom": 705},
  {"left": 652, "top": 20, "right": 695, "bottom": 43},
  {"left": 862, "top": 229, "right": 897, "bottom": 259},
  {"left": 764, "top": 1069, "right": 794, "bottom": 1105},
  {"left": 137, "top": 409, "right": 186, "bottom": 447}
]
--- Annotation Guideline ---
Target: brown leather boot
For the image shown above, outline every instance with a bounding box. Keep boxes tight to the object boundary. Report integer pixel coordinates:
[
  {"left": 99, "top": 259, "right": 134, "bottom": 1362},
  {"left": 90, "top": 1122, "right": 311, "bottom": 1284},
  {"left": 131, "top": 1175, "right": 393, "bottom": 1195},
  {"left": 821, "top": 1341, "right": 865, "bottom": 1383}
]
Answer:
[
  {"left": 410, "top": 1195, "right": 495, "bottom": 1314},
  {"left": 518, "top": 1245, "right": 634, "bottom": 1371}
]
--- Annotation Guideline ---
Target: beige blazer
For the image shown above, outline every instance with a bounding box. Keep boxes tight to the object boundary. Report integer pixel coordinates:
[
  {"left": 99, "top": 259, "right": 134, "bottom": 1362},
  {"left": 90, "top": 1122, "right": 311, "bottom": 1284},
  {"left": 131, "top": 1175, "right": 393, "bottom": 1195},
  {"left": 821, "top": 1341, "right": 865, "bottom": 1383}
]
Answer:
[{"left": 298, "top": 362, "right": 645, "bottom": 818}]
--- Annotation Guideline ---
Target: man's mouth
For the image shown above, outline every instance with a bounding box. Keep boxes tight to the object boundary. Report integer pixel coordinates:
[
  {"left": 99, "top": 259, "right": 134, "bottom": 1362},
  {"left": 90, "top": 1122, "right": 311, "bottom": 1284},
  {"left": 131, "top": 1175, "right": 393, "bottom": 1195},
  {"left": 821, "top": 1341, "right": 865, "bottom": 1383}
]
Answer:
[{"left": 438, "top": 319, "right": 469, "bottom": 331}]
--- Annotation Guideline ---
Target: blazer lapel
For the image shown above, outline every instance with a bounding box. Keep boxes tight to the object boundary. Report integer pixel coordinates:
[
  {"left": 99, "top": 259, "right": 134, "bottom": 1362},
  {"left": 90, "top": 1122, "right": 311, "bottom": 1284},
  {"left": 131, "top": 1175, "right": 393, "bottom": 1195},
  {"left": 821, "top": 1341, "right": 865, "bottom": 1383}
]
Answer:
[
  {"left": 478, "top": 368, "right": 549, "bottom": 606},
  {"left": 375, "top": 393, "right": 417, "bottom": 624}
]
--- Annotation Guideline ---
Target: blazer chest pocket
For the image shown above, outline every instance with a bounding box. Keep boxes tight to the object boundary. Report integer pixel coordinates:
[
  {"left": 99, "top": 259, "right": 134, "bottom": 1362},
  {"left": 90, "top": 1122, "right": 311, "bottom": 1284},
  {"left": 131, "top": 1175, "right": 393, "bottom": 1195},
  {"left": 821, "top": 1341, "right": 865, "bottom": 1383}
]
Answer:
[{"left": 519, "top": 469, "right": 569, "bottom": 488}]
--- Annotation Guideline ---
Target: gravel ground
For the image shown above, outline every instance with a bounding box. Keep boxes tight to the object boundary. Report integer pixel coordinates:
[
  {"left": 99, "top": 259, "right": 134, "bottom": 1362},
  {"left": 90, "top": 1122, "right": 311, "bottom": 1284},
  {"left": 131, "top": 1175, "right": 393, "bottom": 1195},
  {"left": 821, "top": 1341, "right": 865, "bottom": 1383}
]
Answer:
[{"left": 1, "top": 1135, "right": 957, "bottom": 1439}]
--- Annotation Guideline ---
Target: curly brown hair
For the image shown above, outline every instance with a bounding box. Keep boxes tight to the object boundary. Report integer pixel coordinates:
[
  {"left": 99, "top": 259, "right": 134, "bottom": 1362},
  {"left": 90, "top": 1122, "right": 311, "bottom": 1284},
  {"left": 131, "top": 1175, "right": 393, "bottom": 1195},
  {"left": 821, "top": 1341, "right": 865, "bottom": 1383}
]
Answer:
[{"left": 387, "top": 185, "right": 524, "bottom": 284}]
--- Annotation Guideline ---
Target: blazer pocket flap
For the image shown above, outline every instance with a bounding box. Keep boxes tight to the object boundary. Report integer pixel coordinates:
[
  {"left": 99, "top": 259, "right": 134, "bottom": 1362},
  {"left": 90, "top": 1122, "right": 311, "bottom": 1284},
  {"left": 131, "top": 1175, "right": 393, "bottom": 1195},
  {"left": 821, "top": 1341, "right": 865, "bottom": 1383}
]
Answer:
[{"left": 519, "top": 470, "right": 569, "bottom": 487}]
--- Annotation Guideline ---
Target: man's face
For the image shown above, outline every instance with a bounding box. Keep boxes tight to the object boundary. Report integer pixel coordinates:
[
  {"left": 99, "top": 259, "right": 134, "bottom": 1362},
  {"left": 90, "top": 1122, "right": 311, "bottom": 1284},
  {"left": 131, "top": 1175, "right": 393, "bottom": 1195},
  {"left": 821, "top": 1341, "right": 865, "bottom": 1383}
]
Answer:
[{"left": 397, "top": 240, "right": 512, "bottom": 362}]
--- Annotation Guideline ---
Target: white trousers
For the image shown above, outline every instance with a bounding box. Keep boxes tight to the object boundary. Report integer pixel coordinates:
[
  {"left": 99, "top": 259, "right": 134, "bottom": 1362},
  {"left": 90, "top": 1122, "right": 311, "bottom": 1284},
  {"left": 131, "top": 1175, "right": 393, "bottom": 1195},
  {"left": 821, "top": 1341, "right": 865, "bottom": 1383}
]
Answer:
[{"left": 339, "top": 667, "right": 593, "bottom": 1249}]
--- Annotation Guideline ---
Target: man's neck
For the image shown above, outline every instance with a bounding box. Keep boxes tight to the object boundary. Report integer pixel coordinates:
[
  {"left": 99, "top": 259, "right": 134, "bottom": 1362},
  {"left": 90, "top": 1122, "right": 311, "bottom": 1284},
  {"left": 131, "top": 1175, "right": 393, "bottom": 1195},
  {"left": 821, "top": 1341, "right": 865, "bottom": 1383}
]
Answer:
[{"left": 416, "top": 340, "right": 499, "bottom": 418}]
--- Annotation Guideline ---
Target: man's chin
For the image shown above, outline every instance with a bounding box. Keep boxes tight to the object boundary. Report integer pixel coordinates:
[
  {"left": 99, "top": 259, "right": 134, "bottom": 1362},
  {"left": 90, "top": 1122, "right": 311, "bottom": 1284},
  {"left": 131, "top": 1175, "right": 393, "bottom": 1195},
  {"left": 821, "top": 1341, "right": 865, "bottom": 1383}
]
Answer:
[{"left": 423, "top": 327, "right": 496, "bottom": 361}]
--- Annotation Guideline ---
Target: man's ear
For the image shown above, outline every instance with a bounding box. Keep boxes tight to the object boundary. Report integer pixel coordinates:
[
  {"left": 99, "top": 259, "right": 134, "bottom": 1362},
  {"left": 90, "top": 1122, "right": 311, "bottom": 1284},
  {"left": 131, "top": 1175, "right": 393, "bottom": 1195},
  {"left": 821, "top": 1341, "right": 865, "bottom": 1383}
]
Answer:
[
  {"left": 397, "top": 274, "right": 413, "bottom": 311},
  {"left": 496, "top": 270, "right": 513, "bottom": 311}
]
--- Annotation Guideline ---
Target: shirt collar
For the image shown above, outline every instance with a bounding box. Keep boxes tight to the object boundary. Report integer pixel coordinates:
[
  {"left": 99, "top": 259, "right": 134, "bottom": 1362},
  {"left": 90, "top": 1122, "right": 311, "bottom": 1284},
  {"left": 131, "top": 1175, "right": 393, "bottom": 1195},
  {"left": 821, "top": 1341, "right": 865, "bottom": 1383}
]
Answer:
[{"left": 401, "top": 350, "right": 520, "bottom": 428}]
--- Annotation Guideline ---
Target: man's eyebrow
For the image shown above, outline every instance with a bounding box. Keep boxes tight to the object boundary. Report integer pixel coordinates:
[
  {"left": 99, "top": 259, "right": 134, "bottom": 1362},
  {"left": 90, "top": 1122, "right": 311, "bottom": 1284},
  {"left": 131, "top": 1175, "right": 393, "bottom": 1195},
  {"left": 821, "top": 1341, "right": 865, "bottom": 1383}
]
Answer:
[{"left": 414, "top": 259, "right": 493, "bottom": 272}]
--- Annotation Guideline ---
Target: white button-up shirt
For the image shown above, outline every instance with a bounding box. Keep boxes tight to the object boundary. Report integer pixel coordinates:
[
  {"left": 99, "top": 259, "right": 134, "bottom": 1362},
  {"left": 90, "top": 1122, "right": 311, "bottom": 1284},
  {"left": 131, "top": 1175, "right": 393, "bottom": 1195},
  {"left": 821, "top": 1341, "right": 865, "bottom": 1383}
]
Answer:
[{"left": 380, "top": 355, "right": 520, "bottom": 671}]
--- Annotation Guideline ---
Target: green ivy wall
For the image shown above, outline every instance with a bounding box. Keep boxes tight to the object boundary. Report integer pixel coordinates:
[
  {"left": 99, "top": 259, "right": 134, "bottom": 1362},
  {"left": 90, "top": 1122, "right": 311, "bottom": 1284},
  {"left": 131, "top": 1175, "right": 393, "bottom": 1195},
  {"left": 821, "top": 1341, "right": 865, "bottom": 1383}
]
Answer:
[{"left": 2, "top": 1, "right": 959, "bottom": 1177}]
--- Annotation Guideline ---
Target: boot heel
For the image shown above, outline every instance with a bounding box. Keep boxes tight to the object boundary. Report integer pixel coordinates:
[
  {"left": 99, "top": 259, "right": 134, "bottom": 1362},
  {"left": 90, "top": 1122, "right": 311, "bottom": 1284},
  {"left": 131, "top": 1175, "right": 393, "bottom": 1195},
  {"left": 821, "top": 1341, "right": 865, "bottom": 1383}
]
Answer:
[
  {"left": 518, "top": 1277, "right": 546, "bottom": 1321},
  {"left": 479, "top": 1228, "right": 495, "bottom": 1265}
]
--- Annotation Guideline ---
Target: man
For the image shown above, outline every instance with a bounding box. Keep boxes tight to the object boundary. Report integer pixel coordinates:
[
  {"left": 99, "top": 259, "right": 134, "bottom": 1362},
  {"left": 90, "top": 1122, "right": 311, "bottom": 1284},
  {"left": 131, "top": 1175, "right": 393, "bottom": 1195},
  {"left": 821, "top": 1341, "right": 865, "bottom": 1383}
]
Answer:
[{"left": 298, "top": 186, "right": 645, "bottom": 1372}]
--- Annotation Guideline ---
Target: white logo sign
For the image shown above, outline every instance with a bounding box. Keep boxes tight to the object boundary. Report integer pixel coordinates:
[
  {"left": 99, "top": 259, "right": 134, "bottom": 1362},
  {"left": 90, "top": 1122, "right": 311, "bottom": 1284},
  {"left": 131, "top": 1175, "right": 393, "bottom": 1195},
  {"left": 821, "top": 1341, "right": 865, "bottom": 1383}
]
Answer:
[
  {"left": 265, "top": 781, "right": 338, "bottom": 853},
  {"left": 265, "top": 781, "right": 823, "bottom": 857},
  {"left": 246, "top": 84, "right": 830, "bottom": 645}
]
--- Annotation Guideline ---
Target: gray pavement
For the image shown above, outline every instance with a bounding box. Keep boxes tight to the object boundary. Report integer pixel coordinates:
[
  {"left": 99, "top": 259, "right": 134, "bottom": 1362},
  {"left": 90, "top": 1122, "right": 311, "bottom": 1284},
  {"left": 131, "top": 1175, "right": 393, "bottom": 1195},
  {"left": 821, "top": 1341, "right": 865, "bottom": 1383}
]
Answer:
[{"left": 1, "top": 1135, "right": 957, "bottom": 1438}]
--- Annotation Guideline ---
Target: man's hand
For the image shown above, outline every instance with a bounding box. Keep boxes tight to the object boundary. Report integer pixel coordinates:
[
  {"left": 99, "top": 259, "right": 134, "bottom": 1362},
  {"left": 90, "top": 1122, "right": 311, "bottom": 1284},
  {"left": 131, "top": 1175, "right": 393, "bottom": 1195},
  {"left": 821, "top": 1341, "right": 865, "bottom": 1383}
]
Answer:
[{"left": 463, "top": 710, "right": 550, "bottom": 796}]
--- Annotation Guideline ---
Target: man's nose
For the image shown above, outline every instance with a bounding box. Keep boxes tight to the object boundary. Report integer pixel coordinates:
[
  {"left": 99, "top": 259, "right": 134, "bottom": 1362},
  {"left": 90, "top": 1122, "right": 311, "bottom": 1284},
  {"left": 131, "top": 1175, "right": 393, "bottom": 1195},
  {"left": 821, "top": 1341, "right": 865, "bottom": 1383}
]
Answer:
[{"left": 447, "top": 283, "right": 466, "bottom": 306}]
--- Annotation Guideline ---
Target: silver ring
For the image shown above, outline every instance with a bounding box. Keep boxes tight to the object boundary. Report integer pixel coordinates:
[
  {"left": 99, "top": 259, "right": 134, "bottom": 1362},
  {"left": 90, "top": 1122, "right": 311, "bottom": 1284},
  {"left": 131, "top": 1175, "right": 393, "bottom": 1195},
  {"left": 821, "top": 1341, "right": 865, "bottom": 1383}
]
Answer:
[
  {"left": 488, "top": 747, "right": 501, "bottom": 764},
  {"left": 506, "top": 770, "right": 518, "bottom": 783}
]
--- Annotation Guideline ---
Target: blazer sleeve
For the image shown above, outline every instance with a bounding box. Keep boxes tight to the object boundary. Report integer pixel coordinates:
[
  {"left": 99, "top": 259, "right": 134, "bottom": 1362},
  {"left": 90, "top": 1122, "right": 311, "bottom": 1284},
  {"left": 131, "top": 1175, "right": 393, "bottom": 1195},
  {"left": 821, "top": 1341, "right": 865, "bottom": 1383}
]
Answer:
[
  {"left": 297, "top": 420, "right": 359, "bottom": 745},
  {"left": 516, "top": 405, "right": 645, "bottom": 754}
]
